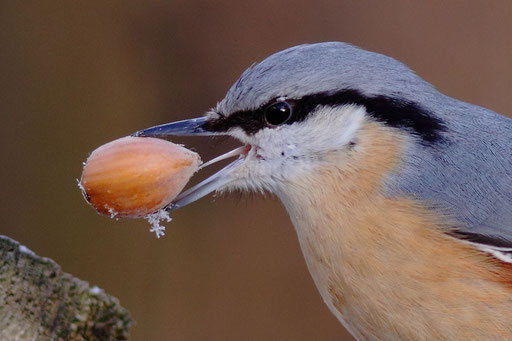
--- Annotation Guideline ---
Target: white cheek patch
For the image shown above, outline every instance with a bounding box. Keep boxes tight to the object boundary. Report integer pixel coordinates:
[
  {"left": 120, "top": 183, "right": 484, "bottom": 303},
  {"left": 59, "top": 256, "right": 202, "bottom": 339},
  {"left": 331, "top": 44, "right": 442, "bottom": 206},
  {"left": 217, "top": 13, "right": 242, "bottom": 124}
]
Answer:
[
  {"left": 227, "top": 104, "right": 366, "bottom": 156},
  {"left": 297, "top": 104, "right": 366, "bottom": 154},
  {"left": 222, "top": 104, "right": 368, "bottom": 194},
  {"left": 252, "top": 104, "right": 366, "bottom": 163}
]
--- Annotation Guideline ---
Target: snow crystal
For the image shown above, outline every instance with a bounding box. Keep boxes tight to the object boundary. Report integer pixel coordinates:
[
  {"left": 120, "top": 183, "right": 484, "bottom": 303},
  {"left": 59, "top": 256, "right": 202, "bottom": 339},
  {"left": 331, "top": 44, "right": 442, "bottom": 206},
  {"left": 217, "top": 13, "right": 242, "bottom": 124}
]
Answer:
[
  {"left": 19, "top": 244, "right": 36, "bottom": 257},
  {"left": 105, "top": 205, "right": 119, "bottom": 219},
  {"left": 144, "top": 209, "right": 172, "bottom": 239},
  {"left": 76, "top": 178, "right": 85, "bottom": 193},
  {"left": 89, "top": 286, "right": 102, "bottom": 295}
]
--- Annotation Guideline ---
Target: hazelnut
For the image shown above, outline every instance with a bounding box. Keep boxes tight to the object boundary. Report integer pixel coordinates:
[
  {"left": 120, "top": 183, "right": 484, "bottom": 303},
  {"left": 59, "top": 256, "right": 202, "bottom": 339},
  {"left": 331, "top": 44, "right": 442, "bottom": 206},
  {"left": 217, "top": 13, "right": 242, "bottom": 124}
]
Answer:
[{"left": 80, "top": 136, "right": 200, "bottom": 218}]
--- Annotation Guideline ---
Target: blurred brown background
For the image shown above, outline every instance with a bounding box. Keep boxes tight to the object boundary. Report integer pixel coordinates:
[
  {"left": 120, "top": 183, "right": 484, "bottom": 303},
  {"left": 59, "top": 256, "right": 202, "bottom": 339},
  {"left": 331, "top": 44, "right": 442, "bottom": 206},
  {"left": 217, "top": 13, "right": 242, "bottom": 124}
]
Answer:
[{"left": 1, "top": 1, "right": 511, "bottom": 340}]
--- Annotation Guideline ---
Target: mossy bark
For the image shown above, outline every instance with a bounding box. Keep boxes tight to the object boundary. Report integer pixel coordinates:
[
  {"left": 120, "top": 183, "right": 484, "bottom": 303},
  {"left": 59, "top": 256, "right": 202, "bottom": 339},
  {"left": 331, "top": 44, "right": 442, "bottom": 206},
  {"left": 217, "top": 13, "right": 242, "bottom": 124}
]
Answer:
[{"left": 0, "top": 236, "right": 133, "bottom": 340}]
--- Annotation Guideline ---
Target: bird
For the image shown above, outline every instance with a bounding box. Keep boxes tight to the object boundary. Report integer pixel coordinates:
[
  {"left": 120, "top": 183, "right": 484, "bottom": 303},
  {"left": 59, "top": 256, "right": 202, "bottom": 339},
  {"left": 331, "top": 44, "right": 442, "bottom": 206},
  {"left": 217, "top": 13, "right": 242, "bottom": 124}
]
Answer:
[{"left": 135, "top": 42, "right": 512, "bottom": 340}]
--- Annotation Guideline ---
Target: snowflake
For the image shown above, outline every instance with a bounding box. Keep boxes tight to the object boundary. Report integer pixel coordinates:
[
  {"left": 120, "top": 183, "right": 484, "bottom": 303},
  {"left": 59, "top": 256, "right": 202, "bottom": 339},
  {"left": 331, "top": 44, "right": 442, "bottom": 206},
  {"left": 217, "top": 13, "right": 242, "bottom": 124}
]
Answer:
[{"left": 144, "top": 209, "right": 172, "bottom": 238}]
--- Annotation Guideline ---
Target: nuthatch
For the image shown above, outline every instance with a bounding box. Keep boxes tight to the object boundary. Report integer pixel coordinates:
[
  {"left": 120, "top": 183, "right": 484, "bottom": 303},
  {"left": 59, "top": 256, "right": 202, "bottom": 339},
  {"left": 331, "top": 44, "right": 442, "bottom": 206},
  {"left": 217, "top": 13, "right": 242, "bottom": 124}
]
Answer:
[{"left": 135, "top": 42, "right": 512, "bottom": 340}]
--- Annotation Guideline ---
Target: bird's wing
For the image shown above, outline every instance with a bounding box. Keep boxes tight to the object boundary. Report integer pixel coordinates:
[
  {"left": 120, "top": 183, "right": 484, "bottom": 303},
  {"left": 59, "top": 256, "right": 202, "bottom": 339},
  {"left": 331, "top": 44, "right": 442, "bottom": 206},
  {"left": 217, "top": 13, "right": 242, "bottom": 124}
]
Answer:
[{"left": 390, "top": 98, "right": 512, "bottom": 253}]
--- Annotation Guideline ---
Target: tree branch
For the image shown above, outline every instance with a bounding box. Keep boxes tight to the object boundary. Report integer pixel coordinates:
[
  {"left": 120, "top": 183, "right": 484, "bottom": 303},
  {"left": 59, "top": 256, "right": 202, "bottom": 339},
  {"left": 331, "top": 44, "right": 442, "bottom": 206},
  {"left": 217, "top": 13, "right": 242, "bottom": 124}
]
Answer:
[{"left": 0, "top": 236, "right": 133, "bottom": 340}]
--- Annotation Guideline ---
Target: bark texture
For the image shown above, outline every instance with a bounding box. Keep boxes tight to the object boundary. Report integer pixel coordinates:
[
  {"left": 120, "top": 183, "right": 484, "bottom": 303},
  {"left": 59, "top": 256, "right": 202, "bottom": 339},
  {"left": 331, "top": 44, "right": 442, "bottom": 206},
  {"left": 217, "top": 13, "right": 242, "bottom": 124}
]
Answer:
[{"left": 0, "top": 236, "right": 133, "bottom": 340}]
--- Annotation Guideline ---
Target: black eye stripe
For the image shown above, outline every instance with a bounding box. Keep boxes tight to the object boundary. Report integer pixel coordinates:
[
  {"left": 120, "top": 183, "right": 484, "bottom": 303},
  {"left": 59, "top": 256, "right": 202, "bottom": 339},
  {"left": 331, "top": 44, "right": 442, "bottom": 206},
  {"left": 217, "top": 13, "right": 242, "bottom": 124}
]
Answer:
[
  {"left": 203, "top": 89, "right": 445, "bottom": 144},
  {"left": 204, "top": 97, "right": 295, "bottom": 134}
]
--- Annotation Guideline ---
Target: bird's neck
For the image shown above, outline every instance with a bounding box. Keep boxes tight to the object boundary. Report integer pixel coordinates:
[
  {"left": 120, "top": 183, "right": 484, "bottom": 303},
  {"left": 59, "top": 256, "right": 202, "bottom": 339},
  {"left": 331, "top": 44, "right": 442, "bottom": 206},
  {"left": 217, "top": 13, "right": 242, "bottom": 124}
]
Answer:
[
  {"left": 276, "top": 122, "right": 406, "bottom": 338},
  {"left": 276, "top": 122, "right": 512, "bottom": 340},
  {"left": 277, "top": 121, "right": 406, "bottom": 263}
]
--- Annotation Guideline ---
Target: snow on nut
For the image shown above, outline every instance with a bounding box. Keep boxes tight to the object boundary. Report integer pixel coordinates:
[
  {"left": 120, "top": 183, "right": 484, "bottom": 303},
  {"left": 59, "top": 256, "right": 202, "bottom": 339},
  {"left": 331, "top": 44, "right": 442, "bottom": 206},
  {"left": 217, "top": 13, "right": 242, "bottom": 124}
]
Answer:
[{"left": 80, "top": 136, "right": 201, "bottom": 218}]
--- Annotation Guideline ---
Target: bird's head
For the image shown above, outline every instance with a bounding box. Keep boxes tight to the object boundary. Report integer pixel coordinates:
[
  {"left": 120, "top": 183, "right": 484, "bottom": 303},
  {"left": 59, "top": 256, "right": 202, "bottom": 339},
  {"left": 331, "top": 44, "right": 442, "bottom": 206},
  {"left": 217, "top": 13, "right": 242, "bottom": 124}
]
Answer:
[{"left": 134, "top": 42, "right": 445, "bottom": 209}]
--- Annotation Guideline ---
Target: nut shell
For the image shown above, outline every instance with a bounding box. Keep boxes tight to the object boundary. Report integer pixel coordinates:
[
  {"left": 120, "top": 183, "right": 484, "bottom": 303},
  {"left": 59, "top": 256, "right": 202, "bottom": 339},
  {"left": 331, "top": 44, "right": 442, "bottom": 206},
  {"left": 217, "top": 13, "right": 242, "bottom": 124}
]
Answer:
[{"left": 80, "top": 136, "right": 200, "bottom": 218}]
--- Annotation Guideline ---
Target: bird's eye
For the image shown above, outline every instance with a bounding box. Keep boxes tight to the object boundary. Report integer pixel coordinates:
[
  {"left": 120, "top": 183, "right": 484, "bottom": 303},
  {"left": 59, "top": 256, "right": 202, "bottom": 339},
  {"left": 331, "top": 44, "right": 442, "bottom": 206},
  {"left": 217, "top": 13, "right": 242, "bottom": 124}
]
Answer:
[{"left": 264, "top": 101, "right": 293, "bottom": 127}]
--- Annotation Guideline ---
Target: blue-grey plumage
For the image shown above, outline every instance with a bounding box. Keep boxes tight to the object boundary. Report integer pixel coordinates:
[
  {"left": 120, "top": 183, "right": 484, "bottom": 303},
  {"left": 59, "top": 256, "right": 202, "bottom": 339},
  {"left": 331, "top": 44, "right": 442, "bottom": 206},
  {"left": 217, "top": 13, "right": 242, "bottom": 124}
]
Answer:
[
  {"left": 217, "top": 42, "right": 512, "bottom": 248},
  {"left": 218, "top": 42, "right": 439, "bottom": 113},
  {"left": 391, "top": 101, "right": 512, "bottom": 245}
]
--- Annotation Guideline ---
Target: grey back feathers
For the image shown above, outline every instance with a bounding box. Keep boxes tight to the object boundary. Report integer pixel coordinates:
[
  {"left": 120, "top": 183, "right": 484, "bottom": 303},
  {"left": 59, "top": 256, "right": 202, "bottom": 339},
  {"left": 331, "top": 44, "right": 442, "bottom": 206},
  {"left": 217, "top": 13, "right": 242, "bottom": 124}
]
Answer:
[{"left": 218, "top": 42, "right": 512, "bottom": 248}]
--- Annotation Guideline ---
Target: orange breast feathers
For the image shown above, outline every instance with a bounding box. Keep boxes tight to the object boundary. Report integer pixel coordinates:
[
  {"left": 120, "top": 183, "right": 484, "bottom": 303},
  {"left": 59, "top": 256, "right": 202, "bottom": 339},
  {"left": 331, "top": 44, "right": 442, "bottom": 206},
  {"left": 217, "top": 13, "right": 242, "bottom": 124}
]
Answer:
[{"left": 278, "top": 121, "right": 512, "bottom": 340}]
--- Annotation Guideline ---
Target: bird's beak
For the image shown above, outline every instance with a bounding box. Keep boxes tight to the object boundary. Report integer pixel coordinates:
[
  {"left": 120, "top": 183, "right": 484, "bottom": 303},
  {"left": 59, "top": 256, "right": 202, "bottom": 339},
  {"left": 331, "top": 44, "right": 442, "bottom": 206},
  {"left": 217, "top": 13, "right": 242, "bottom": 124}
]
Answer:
[
  {"left": 133, "top": 116, "right": 216, "bottom": 137},
  {"left": 133, "top": 117, "right": 249, "bottom": 211}
]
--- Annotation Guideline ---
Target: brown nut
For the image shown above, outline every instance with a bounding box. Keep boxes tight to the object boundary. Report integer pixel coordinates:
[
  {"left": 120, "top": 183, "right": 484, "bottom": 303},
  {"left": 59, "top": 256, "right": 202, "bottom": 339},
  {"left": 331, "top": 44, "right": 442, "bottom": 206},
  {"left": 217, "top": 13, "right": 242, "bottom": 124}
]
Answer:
[{"left": 80, "top": 136, "right": 200, "bottom": 218}]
